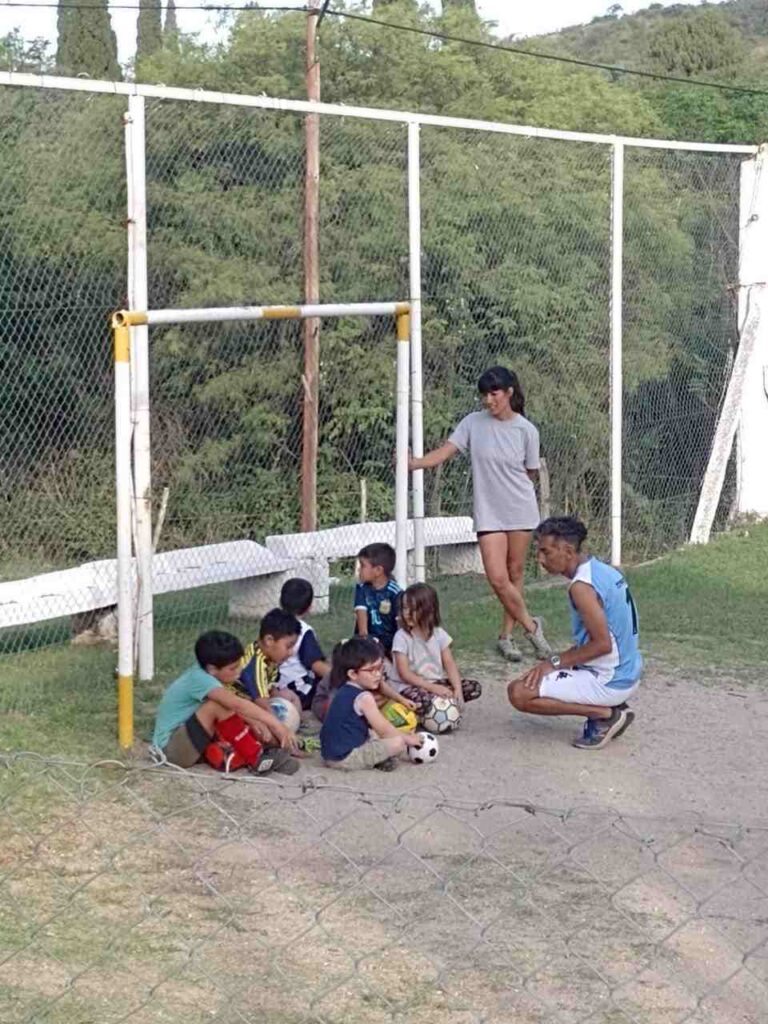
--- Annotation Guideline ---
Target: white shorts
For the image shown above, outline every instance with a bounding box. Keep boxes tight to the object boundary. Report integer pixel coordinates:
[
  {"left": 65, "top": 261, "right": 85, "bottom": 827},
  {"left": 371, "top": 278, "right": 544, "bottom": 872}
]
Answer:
[{"left": 538, "top": 667, "right": 639, "bottom": 707}]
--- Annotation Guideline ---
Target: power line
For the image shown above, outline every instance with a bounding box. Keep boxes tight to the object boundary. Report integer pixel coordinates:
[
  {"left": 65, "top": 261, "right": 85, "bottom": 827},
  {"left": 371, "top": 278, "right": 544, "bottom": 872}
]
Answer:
[
  {"left": 3, "top": 1, "right": 768, "bottom": 100},
  {"left": 0, "top": 2, "right": 308, "bottom": 9}
]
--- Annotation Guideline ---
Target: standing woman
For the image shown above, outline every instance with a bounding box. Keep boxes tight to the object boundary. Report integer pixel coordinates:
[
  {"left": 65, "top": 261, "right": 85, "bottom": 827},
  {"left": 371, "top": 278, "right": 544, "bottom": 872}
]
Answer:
[{"left": 409, "top": 366, "right": 551, "bottom": 662}]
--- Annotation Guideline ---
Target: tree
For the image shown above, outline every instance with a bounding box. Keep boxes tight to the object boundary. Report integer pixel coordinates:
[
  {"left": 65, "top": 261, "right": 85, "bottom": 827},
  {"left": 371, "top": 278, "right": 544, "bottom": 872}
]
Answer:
[
  {"left": 164, "top": 0, "right": 179, "bottom": 50},
  {"left": 137, "top": 0, "right": 163, "bottom": 64},
  {"left": 443, "top": 0, "right": 478, "bottom": 12},
  {"left": 3, "top": 1, "right": 745, "bottom": 562},
  {"left": 56, "top": 0, "right": 120, "bottom": 79},
  {"left": 0, "top": 29, "right": 52, "bottom": 73},
  {"left": 646, "top": 9, "right": 744, "bottom": 77}
]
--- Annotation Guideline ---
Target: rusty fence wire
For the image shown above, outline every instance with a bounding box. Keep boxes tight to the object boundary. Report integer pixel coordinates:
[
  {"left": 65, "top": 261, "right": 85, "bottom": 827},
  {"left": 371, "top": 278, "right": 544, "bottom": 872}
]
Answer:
[{"left": 2, "top": 752, "right": 768, "bottom": 1024}]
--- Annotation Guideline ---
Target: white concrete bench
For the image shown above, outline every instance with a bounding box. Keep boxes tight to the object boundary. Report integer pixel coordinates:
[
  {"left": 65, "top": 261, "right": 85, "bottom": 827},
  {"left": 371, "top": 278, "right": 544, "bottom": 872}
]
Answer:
[
  {"left": 0, "top": 517, "right": 481, "bottom": 638},
  {"left": 0, "top": 540, "right": 299, "bottom": 636},
  {"left": 266, "top": 515, "right": 482, "bottom": 586}
]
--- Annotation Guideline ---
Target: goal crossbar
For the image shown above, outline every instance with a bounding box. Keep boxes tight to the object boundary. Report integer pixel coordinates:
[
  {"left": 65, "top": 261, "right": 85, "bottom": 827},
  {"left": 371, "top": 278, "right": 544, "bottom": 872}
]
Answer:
[
  {"left": 113, "top": 301, "right": 411, "bottom": 327},
  {"left": 111, "top": 301, "right": 411, "bottom": 749}
]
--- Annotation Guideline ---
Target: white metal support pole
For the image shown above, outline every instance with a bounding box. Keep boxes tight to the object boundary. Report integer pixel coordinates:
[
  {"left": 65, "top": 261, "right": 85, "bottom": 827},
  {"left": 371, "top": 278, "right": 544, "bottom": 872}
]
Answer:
[
  {"left": 735, "top": 148, "right": 768, "bottom": 521},
  {"left": 691, "top": 146, "right": 768, "bottom": 541},
  {"left": 395, "top": 312, "right": 411, "bottom": 588},
  {"left": 408, "top": 121, "right": 425, "bottom": 583},
  {"left": 609, "top": 141, "right": 624, "bottom": 567},
  {"left": 113, "top": 320, "right": 134, "bottom": 749},
  {"left": 126, "top": 94, "right": 154, "bottom": 680}
]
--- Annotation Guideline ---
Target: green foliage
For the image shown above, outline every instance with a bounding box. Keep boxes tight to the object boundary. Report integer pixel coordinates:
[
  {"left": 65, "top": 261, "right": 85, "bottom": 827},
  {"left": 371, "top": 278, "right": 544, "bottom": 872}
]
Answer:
[
  {"left": 0, "top": 29, "right": 52, "bottom": 73},
  {"left": 56, "top": 0, "right": 121, "bottom": 80},
  {"left": 164, "top": 0, "right": 179, "bottom": 50},
  {"left": 442, "top": 0, "right": 478, "bottom": 13},
  {"left": 0, "top": 1, "right": 752, "bottom": 570},
  {"left": 646, "top": 9, "right": 745, "bottom": 76},
  {"left": 136, "top": 0, "right": 163, "bottom": 67}
]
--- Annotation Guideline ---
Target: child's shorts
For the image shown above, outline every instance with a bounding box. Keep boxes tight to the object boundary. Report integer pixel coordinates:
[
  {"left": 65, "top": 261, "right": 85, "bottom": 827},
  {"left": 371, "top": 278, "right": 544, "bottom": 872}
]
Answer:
[
  {"left": 324, "top": 737, "right": 393, "bottom": 771},
  {"left": 279, "top": 674, "right": 318, "bottom": 711},
  {"left": 163, "top": 713, "right": 212, "bottom": 768}
]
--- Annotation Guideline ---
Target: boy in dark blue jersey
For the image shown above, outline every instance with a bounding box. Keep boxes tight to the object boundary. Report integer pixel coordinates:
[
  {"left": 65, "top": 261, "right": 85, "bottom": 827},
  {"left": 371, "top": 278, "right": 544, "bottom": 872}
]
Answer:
[{"left": 354, "top": 542, "right": 401, "bottom": 656}]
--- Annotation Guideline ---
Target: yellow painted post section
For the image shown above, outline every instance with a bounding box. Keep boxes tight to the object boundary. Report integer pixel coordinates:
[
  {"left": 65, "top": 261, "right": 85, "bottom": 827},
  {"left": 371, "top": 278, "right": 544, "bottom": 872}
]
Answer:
[
  {"left": 113, "top": 323, "right": 130, "bottom": 363},
  {"left": 111, "top": 309, "right": 148, "bottom": 329},
  {"left": 118, "top": 675, "right": 134, "bottom": 749},
  {"left": 263, "top": 306, "right": 302, "bottom": 320},
  {"left": 396, "top": 310, "right": 411, "bottom": 342},
  {"left": 113, "top": 314, "right": 134, "bottom": 750}
]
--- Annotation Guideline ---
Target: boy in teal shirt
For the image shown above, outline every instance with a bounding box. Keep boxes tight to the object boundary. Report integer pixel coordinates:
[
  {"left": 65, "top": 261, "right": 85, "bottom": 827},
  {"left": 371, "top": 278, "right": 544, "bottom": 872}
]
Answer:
[{"left": 152, "top": 630, "right": 299, "bottom": 773}]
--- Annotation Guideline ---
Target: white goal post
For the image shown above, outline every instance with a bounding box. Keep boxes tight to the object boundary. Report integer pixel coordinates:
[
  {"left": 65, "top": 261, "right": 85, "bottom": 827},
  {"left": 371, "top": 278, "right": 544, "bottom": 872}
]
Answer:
[{"left": 111, "top": 301, "right": 411, "bottom": 749}]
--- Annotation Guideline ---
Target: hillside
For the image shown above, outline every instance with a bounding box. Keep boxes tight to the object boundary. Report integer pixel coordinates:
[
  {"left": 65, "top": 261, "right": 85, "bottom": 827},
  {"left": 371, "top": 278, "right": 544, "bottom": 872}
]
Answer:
[{"left": 526, "top": 0, "right": 768, "bottom": 71}]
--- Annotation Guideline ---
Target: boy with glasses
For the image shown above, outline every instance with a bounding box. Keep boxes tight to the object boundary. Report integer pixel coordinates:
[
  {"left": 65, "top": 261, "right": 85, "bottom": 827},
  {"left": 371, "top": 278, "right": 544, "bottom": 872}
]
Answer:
[{"left": 320, "top": 638, "right": 423, "bottom": 771}]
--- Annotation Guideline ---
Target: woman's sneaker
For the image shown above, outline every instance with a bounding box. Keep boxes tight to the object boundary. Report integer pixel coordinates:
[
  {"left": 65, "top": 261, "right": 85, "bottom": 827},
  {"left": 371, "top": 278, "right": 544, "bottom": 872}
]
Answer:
[
  {"left": 497, "top": 635, "right": 523, "bottom": 662},
  {"left": 572, "top": 706, "right": 634, "bottom": 750},
  {"left": 524, "top": 617, "right": 553, "bottom": 659}
]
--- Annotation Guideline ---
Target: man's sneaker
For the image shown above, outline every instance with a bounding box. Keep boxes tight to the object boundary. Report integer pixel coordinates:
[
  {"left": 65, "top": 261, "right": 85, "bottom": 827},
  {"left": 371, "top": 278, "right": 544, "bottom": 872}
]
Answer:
[
  {"left": 612, "top": 703, "right": 635, "bottom": 739},
  {"left": 572, "top": 706, "right": 633, "bottom": 750},
  {"left": 497, "top": 635, "right": 523, "bottom": 662},
  {"left": 524, "top": 616, "right": 553, "bottom": 659},
  {"left": 249, "top": 747, "right": 300, "bottom": 775}
]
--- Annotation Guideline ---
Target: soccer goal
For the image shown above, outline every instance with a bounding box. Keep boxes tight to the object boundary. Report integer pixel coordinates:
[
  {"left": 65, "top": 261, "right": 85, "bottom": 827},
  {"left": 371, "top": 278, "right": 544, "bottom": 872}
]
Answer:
[{"left": 111, "top": 301, "right": 411, "bottom": 748}]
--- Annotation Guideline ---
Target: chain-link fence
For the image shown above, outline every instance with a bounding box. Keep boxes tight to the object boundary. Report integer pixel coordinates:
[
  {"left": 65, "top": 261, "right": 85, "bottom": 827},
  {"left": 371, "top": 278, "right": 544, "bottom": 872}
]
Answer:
[
  {"left": 0, "top": 78, "right": 748, "bottom": 659},
  {"left": 2, "top": 751, "right": 768, "bottom": 1024}
]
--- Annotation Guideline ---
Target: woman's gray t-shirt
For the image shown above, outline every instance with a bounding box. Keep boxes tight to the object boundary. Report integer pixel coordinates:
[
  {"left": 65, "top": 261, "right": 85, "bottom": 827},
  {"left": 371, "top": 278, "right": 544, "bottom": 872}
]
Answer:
[{"left": 449, "top": 411, "right": 540, "bottom": 532}]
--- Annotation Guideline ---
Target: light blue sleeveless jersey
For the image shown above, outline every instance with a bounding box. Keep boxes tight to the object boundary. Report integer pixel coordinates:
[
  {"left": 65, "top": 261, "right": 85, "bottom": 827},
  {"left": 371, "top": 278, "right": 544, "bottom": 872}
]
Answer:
[{"left": 568, "top": 557, "right": 642, "bottom": 690}]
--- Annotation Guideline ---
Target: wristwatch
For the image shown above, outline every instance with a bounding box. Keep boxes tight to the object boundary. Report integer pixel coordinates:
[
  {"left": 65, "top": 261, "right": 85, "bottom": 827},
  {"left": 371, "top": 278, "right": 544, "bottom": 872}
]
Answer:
[{"left": 550, "top": 654, "right": 561, "bottom": 669}]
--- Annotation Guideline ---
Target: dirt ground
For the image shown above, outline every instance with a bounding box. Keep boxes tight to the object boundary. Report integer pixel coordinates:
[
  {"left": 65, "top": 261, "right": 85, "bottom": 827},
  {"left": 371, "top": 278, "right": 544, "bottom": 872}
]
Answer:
[
  {"left": 312, "top": 654, "right": 768, "bottom": 825},
  {"left": 1, "top": 661, "right": 767, "bottom": 1024}
]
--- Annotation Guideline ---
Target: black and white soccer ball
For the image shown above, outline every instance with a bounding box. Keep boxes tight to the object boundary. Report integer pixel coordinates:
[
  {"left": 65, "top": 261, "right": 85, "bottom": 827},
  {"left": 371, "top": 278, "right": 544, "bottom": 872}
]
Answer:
[
  {"left": 408, "top": 731, "right": 439, "bottom": 764},
  {"left": 422, "top": 696, "right": 462, "bottom": 734}
]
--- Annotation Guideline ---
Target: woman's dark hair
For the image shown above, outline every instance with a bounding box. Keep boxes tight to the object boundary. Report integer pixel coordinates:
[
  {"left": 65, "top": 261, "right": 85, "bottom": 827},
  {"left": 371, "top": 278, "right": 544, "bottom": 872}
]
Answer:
[
  {"left": 331, "top": 637, "right": 382, "bottom": 687},
  {"left": 280, "top": 577, "right": 314, "bottom": 616},
  {"left": 401, "top": 582, "right": 441, "bottom": 637},
  {"left": 535, "top": 516, "right": 588, "bottom": 551},
  {"left": 477, "top": 365, "right": 525, "bottom": 415},
  {"left": 195, "top": 630, "right": 244, "bottom": 669}
]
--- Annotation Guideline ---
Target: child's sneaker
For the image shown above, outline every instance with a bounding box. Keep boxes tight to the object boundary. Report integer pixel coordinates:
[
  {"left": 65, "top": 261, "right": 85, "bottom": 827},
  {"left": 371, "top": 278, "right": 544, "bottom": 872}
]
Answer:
[
  {"left": 250, "top": 747, "right": 300, "bottom": 775},
  {"left": 297, "top": 736, "right": 321, "bottom": 754},
  {"left": 572, "top": 706, "right": 633, "bottom": 750},
  {"left": 497, "top": 635, "right": 523, "bottom": 662},
  {"left": 524, "top": 617, "right": 553, "bottom": 659},
  {"left": 374, "top": 756, "right": 398, "bottom": 772}
]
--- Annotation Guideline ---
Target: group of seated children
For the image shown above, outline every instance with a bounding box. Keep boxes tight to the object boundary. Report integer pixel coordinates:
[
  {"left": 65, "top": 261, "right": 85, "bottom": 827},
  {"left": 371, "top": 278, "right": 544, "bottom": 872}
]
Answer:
[{"left": 152, "top": 542, "right": 481, "bottom": 775}]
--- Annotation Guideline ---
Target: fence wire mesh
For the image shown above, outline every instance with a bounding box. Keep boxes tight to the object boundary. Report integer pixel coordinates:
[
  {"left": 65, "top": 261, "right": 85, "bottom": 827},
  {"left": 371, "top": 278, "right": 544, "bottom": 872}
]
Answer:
[
  {"left": 2, "top": 752, "right": 768, "bottom": 1024},
  {"left": 0, "top": 79, "right": 745, "bottom": 662},
  {"left": 420, "top": 130, "right": 613, "bottom": 547},
  {"left": 623, "top": 149, "right": 741, "bottom": 563}
]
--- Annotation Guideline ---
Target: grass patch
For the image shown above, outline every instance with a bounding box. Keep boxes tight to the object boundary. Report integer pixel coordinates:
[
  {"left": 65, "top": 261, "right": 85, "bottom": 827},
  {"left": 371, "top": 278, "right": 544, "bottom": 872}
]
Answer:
[{"left": 0, "top": 523, "right": 766, "bottom": 757}]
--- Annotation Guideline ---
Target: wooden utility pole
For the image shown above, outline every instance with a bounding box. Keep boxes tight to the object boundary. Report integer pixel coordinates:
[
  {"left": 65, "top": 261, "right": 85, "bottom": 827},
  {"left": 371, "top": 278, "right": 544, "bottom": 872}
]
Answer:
[{"left": 301, "top": 6, "right": 321, "bottom": 531}]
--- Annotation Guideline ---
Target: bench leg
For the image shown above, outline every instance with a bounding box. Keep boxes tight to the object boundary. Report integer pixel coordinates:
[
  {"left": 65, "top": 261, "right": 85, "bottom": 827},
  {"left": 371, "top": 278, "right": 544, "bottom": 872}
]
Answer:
[
  {"left": 437, "top": 543, "right": 484, "bottom": 577},
  {"left": 71, "top": 606, "right": 118, "bottom": 645},
  {"left": 228, "top": 560, "right": 330, "bottom": 620}
]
